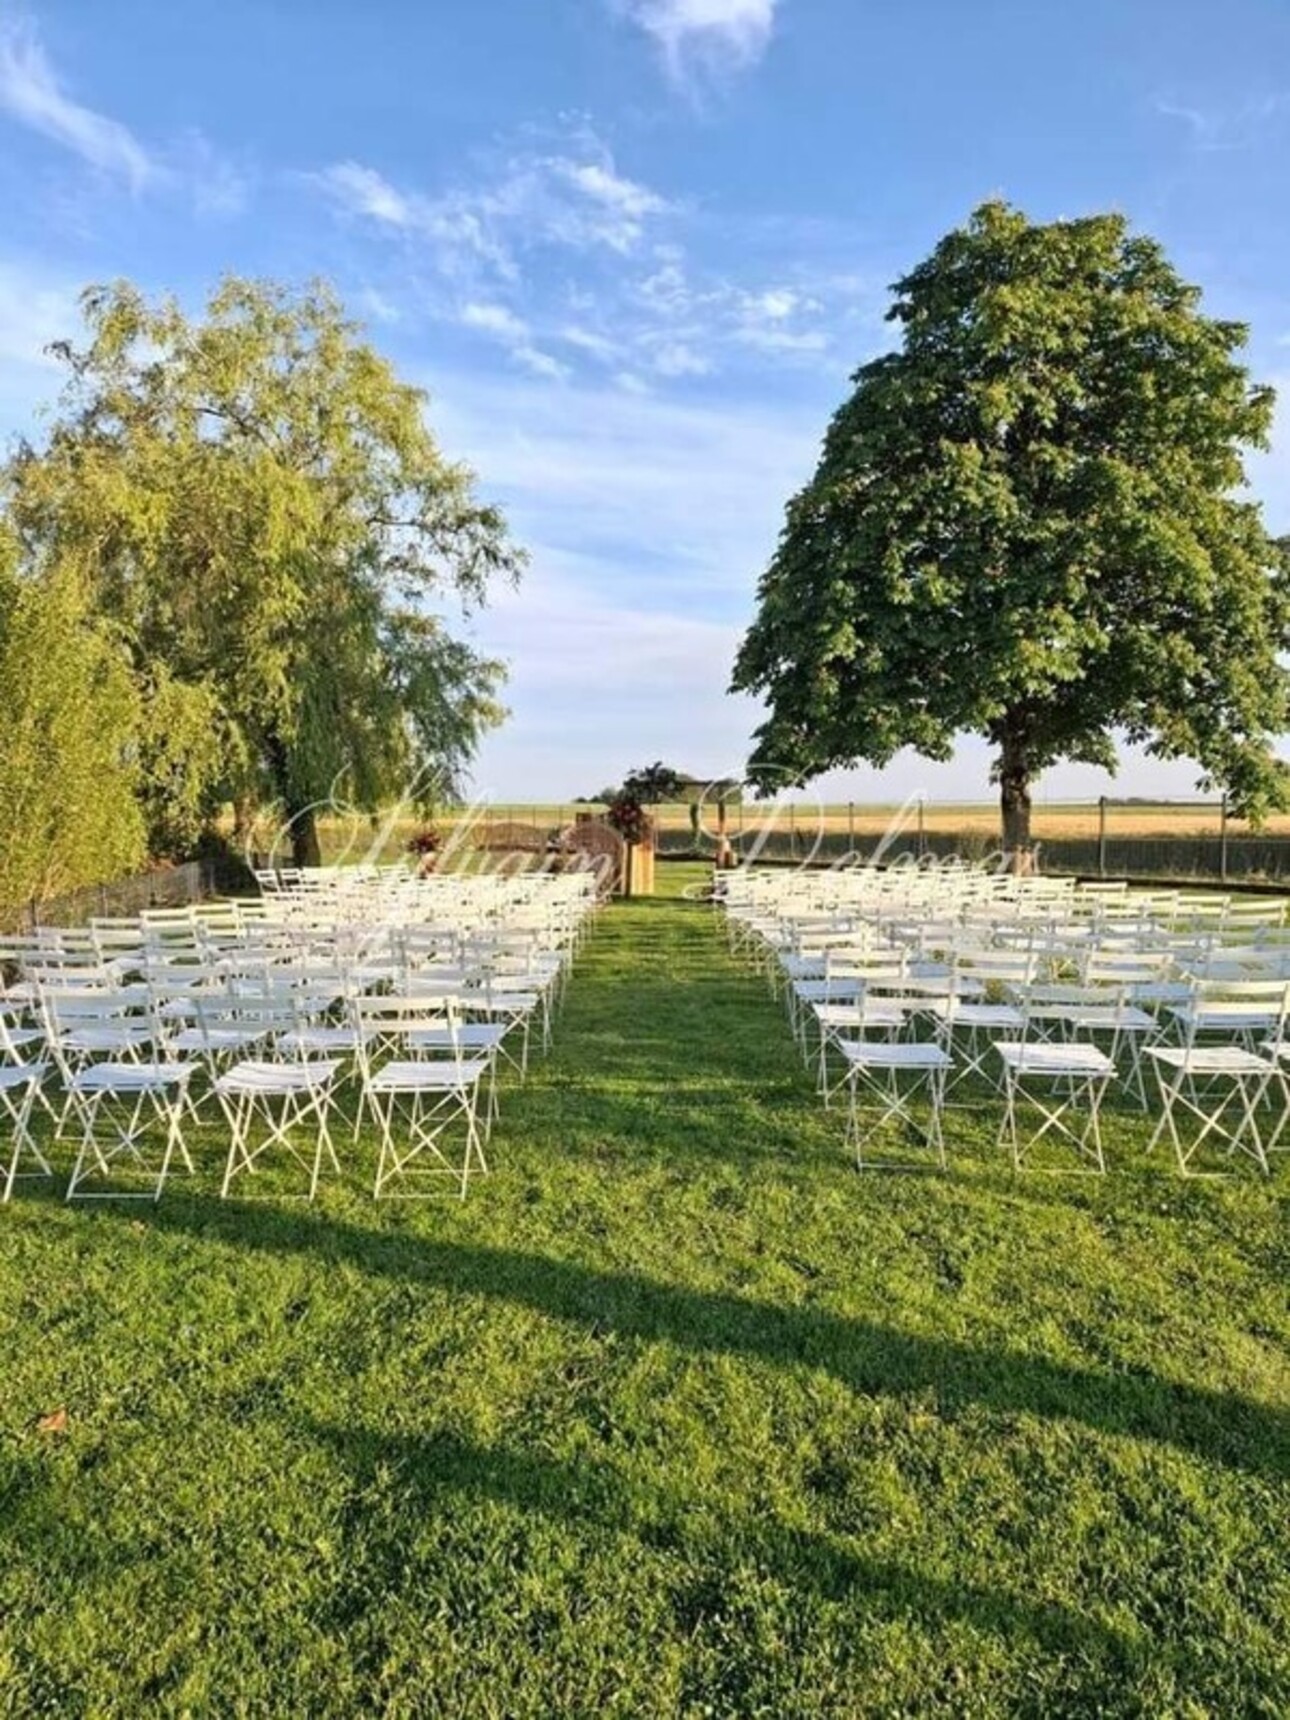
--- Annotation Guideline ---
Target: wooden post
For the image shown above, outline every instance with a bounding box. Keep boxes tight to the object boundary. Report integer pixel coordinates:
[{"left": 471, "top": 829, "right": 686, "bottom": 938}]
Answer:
[
  {"left": 1098, "top": 796, "right": 1107, "bottom": 879},
  {"left": 1220, "top": 796, "right": 1229, "bottom": 883},
  {"left": 848, "top": 800, "right": 855, "bottom": 849}
]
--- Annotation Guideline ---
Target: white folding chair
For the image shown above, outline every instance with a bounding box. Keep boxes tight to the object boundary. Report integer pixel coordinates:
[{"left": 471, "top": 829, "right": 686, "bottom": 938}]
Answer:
[
  {"left": 840, "top": 1039, "right": 953, "bottom": 1170},
  {"left": 1145, "top": 979, "right": 1290, "bottom": 1175},
  {"left": 215, "top": 1059, "right": 343, "bottom": 1200},
  {"left": 353, "top": 996, "right": 491, "bottom": 1198},
  {"left": 65, "top": 1060, "right": 198, "bottom": 1201},
  {"left": 994, "top": 1040, "right": 1117, "bottom": 1173},
  {"left": 1, "top": 1064, "right": 51, "bottom": 1201}
]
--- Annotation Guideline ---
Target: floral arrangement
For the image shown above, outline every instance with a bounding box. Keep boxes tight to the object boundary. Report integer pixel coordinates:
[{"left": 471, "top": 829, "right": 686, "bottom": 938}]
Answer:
[
  {"left": 605, "top": 792, "right": 652, "bottom": 846},
  {"left": 406, "top": 825, "right": 443, "bottom": 856}
]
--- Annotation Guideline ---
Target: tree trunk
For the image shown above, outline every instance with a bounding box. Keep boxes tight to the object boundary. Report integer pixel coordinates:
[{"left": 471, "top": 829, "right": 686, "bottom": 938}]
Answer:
[
  {"left": 263, "top": 732, "right": 323, "bottom": 869},
  {"left": 998, "top": 736, "right": 1035, "bottom": 874},
  {"left": 231, "top": 794, "right": 255, "bottom": 861},
  {"left": 290, "top": 806, "right": 322, "bottom": 870}
]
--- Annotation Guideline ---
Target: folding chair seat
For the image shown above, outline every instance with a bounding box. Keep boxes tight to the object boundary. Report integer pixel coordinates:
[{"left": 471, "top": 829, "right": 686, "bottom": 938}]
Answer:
[
  {"left": 840, "top": 1039, "right": 953, "bottom": 1170},
  {"left": 462, "top": 974, "right": 546, "bottom": 1074},
  {"left": 994, "top": 1041, "right": 1117, "bottom": 1172},
  {"left": 1145, "top": 979, "right": 1290, "bottom": 1175},
  {"left": 65, "top": 1060, "right": 198, "bottom": 1201},
  {"left": 1013, "top": 982, "right": 1160, "bottom": 1109},
  {"left": 214, "top": 1059, "right": 343, "bottom": 1200}
]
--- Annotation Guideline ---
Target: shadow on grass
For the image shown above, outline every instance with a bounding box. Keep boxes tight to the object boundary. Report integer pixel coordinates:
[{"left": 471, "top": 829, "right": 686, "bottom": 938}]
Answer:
[
  {"left": 89, "top": 1199, "right": 1290, "bottom": 1482},
  {"left": 306, "top": 1414, "right": 1142, "bottom": 1671}
]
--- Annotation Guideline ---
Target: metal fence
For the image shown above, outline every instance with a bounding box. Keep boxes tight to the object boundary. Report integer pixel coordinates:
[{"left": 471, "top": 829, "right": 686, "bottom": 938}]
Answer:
[{"left": 629, "top": 797, "right": 1290, "bottom": 884}]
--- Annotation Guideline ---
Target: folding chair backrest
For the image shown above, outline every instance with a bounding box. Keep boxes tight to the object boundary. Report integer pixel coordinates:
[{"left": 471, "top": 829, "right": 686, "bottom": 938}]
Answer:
[{"left": 1181, "top": 977, "right": 1290, "bottom": 1046}]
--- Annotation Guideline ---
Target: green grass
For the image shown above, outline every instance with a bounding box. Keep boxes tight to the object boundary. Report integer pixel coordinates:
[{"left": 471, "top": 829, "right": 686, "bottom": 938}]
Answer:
[{"left": 2, "top": 865, "right": 1288, "bottom": 1716}]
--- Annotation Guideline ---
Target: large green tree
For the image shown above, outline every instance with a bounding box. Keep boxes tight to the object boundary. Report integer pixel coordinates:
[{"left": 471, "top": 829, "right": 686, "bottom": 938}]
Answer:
[
  {"left": 0, "top": 521, "right": 145, "bottom": 916},
  {"left": 732, "top": 203, "right": 1290, "bottom": 855},
  {"left": 6, "top": 278, "right": 522, "bottom": 865}
]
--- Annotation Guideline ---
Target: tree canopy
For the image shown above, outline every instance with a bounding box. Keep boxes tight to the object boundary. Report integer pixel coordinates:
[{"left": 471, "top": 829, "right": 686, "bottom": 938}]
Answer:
[
  {"left": 0, "top": 520, "right": 145, "bottom": 916},
  {"left": 622, "top": 762, "right": 688, "bottom": 803},
  {"left": 731, "top": 202, "right": 1290, "bottom": 852},
  {"left": 4, "top": 277, "right": 523, "bottom": 866}
]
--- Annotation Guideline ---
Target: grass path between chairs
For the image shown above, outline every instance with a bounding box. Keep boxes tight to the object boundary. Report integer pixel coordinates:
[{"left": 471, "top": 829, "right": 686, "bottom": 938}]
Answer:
[{"left": 1, "top": 864, "right": 1289, "bottom": 1716}]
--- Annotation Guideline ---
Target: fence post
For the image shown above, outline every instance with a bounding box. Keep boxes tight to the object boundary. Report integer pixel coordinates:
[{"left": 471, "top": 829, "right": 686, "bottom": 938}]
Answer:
[
  {"left": 789, "top": 799, "right": 797, "bottom": 858},
  {"left": 1097, "top": 796, "right": 1107, "bottom": 879},
  {"left": 848, "top": 801, "right": 855, "bottom": 849},
  {"left": 1220, "top": 795, "right": 1229, "bottom": 884},
  {"left": 917, "top": 796, "right": 926, "bottom": 859}
]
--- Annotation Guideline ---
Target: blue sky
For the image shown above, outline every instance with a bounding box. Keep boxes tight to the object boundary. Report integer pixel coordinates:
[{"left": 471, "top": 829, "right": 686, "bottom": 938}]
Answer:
[{"left": 2, "top": 0, "right": 1289, "bottom": 807}]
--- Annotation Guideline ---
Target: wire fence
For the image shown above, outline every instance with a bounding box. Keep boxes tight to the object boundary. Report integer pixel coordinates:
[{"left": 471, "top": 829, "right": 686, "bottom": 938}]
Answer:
[
  {"left": 421, "top": 798, "right": 1290, "bottom": 885},
  {"left": 10, "top": 859, "right": 216, "bottom": 931},
  {"left": 15, "top": 798, "right": 1289, "bottom": 926}
]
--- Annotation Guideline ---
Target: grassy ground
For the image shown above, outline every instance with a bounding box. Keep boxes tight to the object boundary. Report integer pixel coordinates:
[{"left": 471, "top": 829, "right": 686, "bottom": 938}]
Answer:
[{"left": 2, "top": 866, "right": 1288, "bottom": 1715}]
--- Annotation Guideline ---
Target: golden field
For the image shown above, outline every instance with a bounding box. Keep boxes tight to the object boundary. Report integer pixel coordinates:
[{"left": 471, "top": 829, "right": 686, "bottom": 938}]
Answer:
[{"left": 292, "top": 800, "right": 1281, "bottom": 866}]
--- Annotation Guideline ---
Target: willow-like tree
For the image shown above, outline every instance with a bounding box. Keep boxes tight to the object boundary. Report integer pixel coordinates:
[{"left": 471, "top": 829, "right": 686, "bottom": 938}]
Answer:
[
  {"left": 0, "top": 521, "right": 145, "bottom": 913},
  {"left": 7, "top": 278, "right": 522, "bottom": 864},
  {"left": 732, "top": 203, "right": 1290, "bottom": 856}
]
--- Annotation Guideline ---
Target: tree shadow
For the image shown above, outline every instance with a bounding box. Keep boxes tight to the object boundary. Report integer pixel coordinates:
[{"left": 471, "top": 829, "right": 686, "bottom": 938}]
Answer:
[
  {"left": 85, "top": 1200, "right": 1290, "bottom": 1482},
  {"left": 304, "top": 1413, "right": 1141, "bottom": 1676}
]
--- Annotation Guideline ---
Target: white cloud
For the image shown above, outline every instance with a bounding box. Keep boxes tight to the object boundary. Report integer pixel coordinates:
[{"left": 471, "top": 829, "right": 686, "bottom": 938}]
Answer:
[
  {"left": 313, "top": 160, "right": 412, "bottom": 226},
  {"left": 0, "top": 15, "right": 157, "bottom": 191},
  {"left": 618, "top": 0, "right": 780, "bottom": 82},
  {"left": 651, "top": 339, "right": 711, "bottom": 377},
  {"left": 514, "top": 346, "right": 570, "bottom": 381},
  {"left": 0, "top": 18, "right": 248, "bottom": 217},
  {"left": 751, "top": 288, "right": 796, "bottom": 319},
  {"left": 559, "top": 325, "right": 620, "bottom": 363},
  {"left": 459, "top": 302, "right": 569, "bottom": 382},
  {"left": 556, "top": 160, "right": 669, "bottom": 225},
  {"left": 429, "top": 369, "right": 819, "bottom": 610},
  {"left": 461, "top": 301, "right": 529, "bottom": 342},
  {"left": 308, "top": 132, "right": 676, "bottom": 301},
  {"left": 175, "top": 129, "right": 250, "bottom": 217}
]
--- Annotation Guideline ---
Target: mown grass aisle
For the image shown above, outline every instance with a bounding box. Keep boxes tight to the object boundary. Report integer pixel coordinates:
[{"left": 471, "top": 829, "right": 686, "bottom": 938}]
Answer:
[{"left": 1, "top": 868, "right": 1288, "bottom": 1716}]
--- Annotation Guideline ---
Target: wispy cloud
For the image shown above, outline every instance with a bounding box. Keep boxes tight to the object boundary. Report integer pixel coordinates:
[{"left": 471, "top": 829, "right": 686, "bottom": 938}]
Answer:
[
  {"left": 431, "top": 369, "right": 814, "bottom": 793},
  {"left": 459, "top": 301, "right": 569, "bottom": 380},
  {"left": 0, "top": 14, "right": 156, "bottom": 191},
  {"left": 616, "top": 0, "right": 781, "bottom": 85},
  {"left": 305, "top": 119, "right": 879, "bottom": 386},
  {"left": 309, "top": 132, "right": 675, "bottom": 281},
  {"left": 313, "top": 160, "right": 411, "bottom": 225},
  {"left": 0, "top": 15, "right": 248, "bottom": 215},
  {"left": 1155, "top": 92, "right": 1290, "bottom": 152}
]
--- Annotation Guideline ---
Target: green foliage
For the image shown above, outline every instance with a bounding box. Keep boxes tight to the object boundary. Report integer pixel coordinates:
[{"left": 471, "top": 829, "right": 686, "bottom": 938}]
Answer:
[
  {"left": 623, "top": 761, "right": 688, "bottom": 802},
  {"left": 0, "top": 522, "right": 144, "bottom": 912},
  {"left": 1, "top": 871, "right": 1287, "bottom": 1711},
  {"left": 6, "top": 277, "right": 523, "bottom": 863},
  {"left": 733, "top": 203, "right": 1290, "bottom": 843}
]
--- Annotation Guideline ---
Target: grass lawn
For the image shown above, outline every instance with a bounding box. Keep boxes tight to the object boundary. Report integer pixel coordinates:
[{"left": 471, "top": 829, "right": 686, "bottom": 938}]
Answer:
[{"left": 2, "top": 865, "right": 1288, "bottom": 1716}]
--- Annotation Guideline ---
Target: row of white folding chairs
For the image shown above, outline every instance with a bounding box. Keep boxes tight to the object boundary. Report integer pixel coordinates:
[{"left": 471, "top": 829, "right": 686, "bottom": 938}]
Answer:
[
  {"left": 1, "top": 960, "right": 555, "bottom": 1203},
  {"left": 726, "top": 893, "right": 1290, "bottom": 1174}
]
